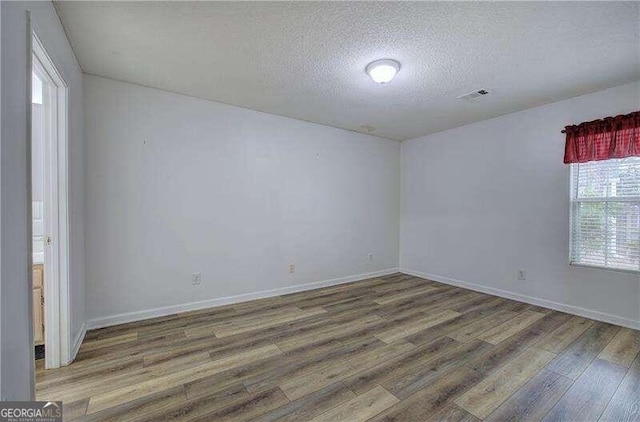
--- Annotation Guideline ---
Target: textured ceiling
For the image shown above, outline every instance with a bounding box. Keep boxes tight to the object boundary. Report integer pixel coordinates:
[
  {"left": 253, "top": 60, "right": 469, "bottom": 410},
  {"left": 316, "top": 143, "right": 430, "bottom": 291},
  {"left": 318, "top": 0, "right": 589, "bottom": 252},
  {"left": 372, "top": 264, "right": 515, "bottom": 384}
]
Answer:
[{"left": 55, "top": 1, "right": 640, "bottom": 141}]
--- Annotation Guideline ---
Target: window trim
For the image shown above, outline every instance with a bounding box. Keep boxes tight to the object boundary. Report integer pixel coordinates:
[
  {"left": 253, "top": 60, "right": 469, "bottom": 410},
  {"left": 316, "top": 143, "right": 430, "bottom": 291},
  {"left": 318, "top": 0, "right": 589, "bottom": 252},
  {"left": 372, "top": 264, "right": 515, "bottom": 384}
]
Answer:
[
  {"left": 568, "top": 161, "right": 640, "bottom": 274},
  {"left": 569, "top": 261, "right": 640, "bottom": 275}
]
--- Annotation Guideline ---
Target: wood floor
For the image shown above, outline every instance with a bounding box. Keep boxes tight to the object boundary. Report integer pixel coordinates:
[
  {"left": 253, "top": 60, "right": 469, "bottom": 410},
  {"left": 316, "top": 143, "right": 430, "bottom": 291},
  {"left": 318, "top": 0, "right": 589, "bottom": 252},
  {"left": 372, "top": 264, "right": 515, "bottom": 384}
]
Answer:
[{"left": 36, "top": 273, "right": 640, "bottom": 422}]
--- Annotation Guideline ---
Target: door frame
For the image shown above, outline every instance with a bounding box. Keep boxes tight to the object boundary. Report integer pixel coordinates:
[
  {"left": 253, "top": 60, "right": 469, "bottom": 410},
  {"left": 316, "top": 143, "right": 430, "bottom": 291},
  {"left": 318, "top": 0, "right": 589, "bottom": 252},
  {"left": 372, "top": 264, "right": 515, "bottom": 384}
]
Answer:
[{"left": 31, "top": 32, "right": 71, "bottom": 369}]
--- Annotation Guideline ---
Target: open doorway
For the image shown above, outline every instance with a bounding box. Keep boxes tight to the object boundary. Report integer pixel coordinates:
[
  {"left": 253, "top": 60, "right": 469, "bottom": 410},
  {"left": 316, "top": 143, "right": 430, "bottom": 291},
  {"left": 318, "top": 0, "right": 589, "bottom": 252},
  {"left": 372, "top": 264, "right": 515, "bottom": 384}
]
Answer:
[{"left": 31, "top": 33, "right": 71, "bottom": 369}]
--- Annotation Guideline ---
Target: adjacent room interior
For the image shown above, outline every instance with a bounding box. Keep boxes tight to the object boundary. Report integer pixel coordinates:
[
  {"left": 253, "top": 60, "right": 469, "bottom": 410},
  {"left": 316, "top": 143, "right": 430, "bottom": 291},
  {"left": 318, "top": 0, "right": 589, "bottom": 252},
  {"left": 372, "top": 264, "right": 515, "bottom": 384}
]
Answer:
[{"left": 1, "top": 1, "right": 639, "bottom": 421}]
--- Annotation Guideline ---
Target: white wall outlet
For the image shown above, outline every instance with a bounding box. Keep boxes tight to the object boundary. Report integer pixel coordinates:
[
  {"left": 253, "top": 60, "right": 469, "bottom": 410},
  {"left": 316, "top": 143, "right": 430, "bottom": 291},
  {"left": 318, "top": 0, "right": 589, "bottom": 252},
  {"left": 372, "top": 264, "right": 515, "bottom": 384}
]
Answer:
[
  {"left": 192, "top": 272, "right": 202, "bottom": 286},
  {"left": 367, "top": 253, "right": 374, "bottom": 261},
  {"left": 288, "top": 263, "right": 295, "bottom": 274},
  {"left": 517, "top": 269, "right": 526, "bottom": 281}
]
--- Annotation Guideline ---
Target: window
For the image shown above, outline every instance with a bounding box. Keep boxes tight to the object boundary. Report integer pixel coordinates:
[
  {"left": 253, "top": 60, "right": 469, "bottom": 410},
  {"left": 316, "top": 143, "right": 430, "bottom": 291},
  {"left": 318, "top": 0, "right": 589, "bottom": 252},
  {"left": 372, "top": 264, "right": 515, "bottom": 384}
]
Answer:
[{"left": 570, "top": 157, "right": 640, "bottom": 271}]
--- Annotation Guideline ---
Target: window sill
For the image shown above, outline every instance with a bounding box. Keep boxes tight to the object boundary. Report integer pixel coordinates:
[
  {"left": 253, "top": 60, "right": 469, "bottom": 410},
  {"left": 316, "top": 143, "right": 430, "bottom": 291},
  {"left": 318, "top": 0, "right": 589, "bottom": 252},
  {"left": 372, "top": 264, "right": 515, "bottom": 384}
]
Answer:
[{"left": 569, "top": 262, "right": 640, "bottom": 275}]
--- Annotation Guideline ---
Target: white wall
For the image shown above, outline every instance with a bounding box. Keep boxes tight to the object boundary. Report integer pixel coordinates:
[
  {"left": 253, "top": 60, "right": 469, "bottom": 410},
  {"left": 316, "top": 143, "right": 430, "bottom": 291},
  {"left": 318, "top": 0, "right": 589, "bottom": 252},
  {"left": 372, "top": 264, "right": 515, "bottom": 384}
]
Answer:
[
  {"left": 84, "top": 75, "right": 400, "bottom": 324},
  {"left": 401, "top": 81, "right": 640, "bottom": 328},
  {"left": 1, "top": 1, "right": 85, "bottom": 399}
]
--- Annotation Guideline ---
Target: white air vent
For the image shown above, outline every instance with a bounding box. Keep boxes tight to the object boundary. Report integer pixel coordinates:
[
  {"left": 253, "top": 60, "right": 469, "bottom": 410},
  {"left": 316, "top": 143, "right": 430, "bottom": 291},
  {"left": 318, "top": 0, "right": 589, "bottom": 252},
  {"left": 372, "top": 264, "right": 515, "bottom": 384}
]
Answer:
[{"left": 457, "top": 89, "right": 490, "bottom": 102}]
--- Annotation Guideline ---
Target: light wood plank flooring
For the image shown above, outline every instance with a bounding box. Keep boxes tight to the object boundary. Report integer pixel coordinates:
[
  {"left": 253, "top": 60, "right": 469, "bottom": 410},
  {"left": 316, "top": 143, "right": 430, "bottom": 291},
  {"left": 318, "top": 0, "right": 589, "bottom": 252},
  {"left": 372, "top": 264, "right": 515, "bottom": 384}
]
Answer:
[{"left": 36, "top": 273, "right": 640, "bottom": 421}]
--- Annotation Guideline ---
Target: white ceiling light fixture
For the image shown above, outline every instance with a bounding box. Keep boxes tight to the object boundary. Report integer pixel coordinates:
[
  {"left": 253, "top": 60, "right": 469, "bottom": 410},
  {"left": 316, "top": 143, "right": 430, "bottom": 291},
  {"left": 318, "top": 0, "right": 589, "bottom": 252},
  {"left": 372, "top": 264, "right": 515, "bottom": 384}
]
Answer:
[{"left": 365, "top": 59, "right": 400, "bottom": 84}]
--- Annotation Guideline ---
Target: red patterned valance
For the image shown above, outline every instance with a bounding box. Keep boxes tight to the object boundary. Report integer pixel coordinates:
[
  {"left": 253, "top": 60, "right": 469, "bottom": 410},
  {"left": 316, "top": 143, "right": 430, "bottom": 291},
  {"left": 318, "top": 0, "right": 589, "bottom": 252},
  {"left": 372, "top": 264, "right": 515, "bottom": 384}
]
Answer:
[{"left": 563, "top": 111, "right": 640, "bottom": 164}]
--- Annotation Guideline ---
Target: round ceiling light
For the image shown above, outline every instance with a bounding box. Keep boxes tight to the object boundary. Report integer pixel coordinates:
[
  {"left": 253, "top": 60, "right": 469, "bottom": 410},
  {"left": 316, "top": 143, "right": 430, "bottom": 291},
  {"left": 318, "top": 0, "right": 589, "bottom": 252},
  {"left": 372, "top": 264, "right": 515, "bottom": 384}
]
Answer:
[{"left": 365, "top": 59, "right": 401, "bottom": 84}]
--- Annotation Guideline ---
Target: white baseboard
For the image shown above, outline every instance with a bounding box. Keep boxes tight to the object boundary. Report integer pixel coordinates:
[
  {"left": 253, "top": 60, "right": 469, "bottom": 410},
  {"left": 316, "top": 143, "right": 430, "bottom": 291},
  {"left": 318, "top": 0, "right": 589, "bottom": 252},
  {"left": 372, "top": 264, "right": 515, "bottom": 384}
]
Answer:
[
  {"left": 401, "top": 268, "right": 640, "bottom": 330},
  {"left": 87, "top": 268, "right": 400, "bottom": 330},
  {"left": 68, "top": 321, "right": 87, "bottom": 364}
]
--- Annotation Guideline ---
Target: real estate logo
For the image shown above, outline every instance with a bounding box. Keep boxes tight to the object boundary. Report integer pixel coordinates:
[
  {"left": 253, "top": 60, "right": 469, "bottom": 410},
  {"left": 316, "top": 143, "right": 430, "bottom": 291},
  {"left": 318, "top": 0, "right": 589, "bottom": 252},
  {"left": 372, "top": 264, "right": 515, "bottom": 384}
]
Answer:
[{"left": 0, "top": 401, "right": 62, "bottom": 422}]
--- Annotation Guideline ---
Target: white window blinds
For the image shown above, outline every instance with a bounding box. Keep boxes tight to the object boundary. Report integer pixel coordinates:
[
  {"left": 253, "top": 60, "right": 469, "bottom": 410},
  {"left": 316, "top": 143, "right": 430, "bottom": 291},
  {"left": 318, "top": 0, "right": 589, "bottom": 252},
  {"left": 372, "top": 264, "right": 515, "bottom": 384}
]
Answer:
[{"left": 570, "top": 157, "right": 640, "bottom": 271}]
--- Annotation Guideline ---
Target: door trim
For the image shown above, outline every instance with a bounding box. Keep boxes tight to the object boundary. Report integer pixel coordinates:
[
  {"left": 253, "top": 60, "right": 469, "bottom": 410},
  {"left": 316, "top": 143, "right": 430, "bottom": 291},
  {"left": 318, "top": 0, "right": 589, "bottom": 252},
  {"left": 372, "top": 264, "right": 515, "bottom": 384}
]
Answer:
[{"left": 31, "top": 32, "right": 71, "bottom": 369}]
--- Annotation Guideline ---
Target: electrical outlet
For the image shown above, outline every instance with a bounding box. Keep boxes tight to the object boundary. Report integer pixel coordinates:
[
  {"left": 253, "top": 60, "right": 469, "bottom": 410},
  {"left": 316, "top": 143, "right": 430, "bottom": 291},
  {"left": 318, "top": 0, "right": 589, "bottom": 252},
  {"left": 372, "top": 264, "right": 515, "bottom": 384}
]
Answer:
[
  {"left": 516, "top": 269, "right": 526, "bottom": 281},
  {"left": 192, "top": 273, "right": 202, "bottom": 286},
  {"left": 367, "top": 253, "right": 373, "bottom": 261},
  {"left": 289, "top": 263, "right": 295, "bottom": 274}
]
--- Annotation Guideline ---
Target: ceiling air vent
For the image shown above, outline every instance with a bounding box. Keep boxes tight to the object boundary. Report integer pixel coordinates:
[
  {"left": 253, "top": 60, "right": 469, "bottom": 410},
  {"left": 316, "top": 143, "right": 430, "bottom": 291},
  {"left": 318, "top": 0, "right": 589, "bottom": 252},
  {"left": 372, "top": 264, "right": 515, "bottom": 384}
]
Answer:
[{"left": 457, "top": 89, "right": 490, "bottom": 102}]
